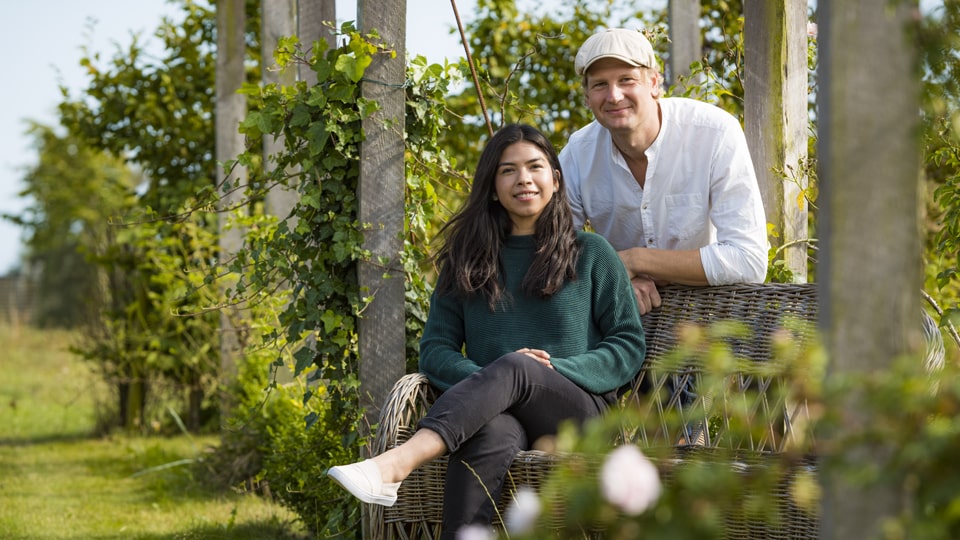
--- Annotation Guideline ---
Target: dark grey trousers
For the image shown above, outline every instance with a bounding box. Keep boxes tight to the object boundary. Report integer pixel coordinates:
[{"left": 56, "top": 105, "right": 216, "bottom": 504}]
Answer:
[{"left": 417, "top": 352, "right": 611, "bottom": 537}]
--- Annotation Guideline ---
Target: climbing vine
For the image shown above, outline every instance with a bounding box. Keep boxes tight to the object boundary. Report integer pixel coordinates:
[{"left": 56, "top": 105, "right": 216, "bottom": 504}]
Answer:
[
  {"left": 233, "top": 26, "right": 376, "bottom": 435},
  {"left": 210, "top": 22, "right": 466, "bottom": 533},
  {"left": 230, "top": 21, "right": 461, "bottom": 405}
]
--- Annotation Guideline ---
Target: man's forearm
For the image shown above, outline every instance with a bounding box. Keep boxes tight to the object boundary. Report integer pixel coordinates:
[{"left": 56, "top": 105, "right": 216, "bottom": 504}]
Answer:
[{"left": 617, "top": 247, "right": 709, "bottom": 286}]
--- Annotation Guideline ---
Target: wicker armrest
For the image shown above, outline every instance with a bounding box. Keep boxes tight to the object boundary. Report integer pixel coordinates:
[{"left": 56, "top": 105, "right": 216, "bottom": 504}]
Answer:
[
  {"left": 368, "top": 373, "right": 443, "bottom": 538},
  {"left": 371, "top": 372, "right": 437, "bottom": 456}
]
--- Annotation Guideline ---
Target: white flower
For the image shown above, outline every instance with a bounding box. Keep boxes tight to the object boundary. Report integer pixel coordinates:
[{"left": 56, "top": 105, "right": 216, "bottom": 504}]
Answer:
[
  {"left": 504, "top": 486, "right": 541, "bottom": 536},
  {"left": 807, "top": 22, "right": 818, "bottom": 38},
  {"left": 600, "top": 445, "right": 662, "bottom": 515},
  {"left": 456, "top": 524, "right": 496, "bottom": 540}
]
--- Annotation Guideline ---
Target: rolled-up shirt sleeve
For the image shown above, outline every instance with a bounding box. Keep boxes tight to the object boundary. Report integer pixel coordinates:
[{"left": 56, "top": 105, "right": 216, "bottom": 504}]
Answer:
[{"left": 699, "top": 117, "right": 769, "bottom": 285}]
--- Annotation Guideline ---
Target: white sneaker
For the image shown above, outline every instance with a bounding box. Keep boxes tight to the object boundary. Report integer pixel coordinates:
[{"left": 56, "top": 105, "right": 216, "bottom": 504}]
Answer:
[{"left": 327, "top": 459, "right": 401, "bottom": 506}]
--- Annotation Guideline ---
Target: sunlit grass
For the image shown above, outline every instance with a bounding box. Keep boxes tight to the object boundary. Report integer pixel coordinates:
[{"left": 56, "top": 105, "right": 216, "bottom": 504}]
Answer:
[
  {"left": 0, "top": 325, "right": 97, "bottom": 442},
  {"left": 0, "top": 324, "right": 308, "bottom": 539}
]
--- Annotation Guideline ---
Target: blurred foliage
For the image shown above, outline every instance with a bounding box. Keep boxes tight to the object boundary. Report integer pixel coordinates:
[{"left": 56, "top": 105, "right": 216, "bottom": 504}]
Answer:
[
  {"left": 509, "top": 318, "right": 824, "bottom": 539},
  {"left": 200, "top": 310, "right": 361, "bottom": 538},
  {"left": 14, "top": 0, "right": 236, "bottom": 432},
  {"left": 510, "top": 318, "right": 959, "bottom": 539},
  {"left": 919, "top": 0, "right": 960, "bottom": 328},
  {"left": 58, "top": 0, "right": 222, "bottom": 213},
  {"left": 819, "top": 354, "right": 960, "bottom": 539},
  {"left": 13, "top": 125, "right": 135, "bottom": 328}
]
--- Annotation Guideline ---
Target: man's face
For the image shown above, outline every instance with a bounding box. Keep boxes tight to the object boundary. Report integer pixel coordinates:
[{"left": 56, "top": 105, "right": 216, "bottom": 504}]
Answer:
[{"left": 583, "top": 58, "right": 659, "bottom": 134}]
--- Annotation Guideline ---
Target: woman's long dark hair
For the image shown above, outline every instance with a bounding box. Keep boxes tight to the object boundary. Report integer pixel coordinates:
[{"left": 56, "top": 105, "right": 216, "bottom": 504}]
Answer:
[{"left": 434, "top": 124, "right": 582, "bottom": 309}]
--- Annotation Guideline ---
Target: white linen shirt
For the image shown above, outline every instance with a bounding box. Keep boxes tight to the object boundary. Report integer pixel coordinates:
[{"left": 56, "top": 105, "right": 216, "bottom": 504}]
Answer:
[{"left": 559, "top": 97, "right": 769, "bottom": 285}]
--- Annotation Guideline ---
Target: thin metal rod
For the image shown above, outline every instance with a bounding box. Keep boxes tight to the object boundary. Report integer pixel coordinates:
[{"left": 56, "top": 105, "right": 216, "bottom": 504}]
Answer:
[{"left": 450, "top": 0, "right": 494, "bottom": 138}]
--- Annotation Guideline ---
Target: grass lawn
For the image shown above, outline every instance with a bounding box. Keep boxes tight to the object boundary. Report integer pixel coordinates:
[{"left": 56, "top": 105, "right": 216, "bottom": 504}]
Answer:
[{"left": 0, "top": 323, "right": 308, "bottom": 540}]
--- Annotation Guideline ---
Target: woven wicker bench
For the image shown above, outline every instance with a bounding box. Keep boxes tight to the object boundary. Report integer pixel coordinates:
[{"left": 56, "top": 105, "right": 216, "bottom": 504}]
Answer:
[{"left": 368, "top": 283, "right": 821, "bottom": 539}]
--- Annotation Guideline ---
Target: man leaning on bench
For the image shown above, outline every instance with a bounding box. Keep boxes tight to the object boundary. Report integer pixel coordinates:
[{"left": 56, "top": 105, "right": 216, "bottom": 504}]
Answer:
[{"left": 333, "top": 28, "right": 775, "bottom": 539}]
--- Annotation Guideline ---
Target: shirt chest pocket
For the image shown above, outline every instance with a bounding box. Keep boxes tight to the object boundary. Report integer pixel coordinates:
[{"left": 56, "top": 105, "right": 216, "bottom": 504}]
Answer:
[{"left": 665, "top": 193, "right": 707, "bottom": 242}]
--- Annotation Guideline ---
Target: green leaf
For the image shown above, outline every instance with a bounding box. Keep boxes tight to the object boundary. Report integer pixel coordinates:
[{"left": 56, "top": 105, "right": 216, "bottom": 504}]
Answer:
[
  {"left": 335, "top": 53, "right": 372, "bottom": 83},
  {"left": 307, "top": 122, "right": 331, "bottom": 155},
  {"left": 293, "top": 346, "right": 314, "bottom": 377}
]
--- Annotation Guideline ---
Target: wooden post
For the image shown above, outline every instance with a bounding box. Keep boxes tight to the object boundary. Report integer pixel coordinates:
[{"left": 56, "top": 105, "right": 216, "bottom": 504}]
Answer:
[
  {"left": 215, "top": 0, "right": 247, "bottom": 413},
  {"left": 260, "top": 0, "right": 299, "bottom": 385},
  {"left": 263, "top": 0, "right": 298, "bottom": 224},
  {"left": 357, "top": 0, "right": 407, "bottom": 429},
  {"left": 818, "top": 0, "right": 922, "bottom": 537},
  {"left": 743, "top": 0, "right": 809, "bottom": 281},
  {"left": 667, "top": 0, "right": 701, "bottom": 89},
  {"left": 297, "top": 0, "right": 337, "bottom": 86},
  {"left": 261, "top": 0, "right": 336, "bottom": 386}
]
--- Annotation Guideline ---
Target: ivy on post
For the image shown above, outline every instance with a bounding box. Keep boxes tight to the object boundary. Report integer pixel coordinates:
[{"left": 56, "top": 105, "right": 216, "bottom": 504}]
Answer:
[
  {"left": 296, "top": 0, "right": 337, "bottom": 86},
  {"left": 357, "top": 0, "right": 407, "bottom": 447},
  {"left": 262, "top": 0, "right": 298, "bottom": 229}
]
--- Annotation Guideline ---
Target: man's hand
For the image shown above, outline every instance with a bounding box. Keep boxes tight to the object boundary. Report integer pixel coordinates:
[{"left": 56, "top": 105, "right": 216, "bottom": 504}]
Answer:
[
  {"left": 617, "top": 246, "right": 709, "bottom": 288},
  {"left": 631, "top": 275, "right": 662, "bottom": 315},
  {"left": 517, "top": 348, "right": 554, "bottom": 369}
]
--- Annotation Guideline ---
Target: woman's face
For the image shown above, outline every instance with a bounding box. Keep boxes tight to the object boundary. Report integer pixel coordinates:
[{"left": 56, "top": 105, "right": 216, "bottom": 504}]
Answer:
[{"left": 494, "top": 141, "right": 559, "bottom": 235}]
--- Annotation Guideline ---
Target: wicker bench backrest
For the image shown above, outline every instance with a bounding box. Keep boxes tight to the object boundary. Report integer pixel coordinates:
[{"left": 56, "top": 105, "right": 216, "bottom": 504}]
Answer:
[{"left": 624, "top": 283, "right": 819, "bottom": 453}]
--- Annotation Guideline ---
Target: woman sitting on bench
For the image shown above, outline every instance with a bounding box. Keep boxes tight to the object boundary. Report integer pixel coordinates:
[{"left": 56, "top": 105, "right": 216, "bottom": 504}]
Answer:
[{"left": 328, "top": 123, "right": 647, "bottom": 538}]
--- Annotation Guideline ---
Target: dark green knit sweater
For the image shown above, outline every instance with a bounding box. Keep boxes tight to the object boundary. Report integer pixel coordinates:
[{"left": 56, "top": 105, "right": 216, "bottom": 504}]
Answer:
[{"left": 419, "top": 231, "right": 646, "bottom": 395}]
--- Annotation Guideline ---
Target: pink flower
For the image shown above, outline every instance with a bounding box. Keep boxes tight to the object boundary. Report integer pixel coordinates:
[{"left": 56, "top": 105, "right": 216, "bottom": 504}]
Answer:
[
  {"left": 600, "top": 445, "right": 662, "bottom": 515},
  {"left": 504, "top": 486, "right": 541, "bottom": 535}
]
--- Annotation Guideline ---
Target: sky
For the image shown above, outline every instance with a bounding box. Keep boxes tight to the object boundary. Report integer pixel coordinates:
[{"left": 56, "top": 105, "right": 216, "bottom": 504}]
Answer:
[{"left": 0, "top": 0, "right": 482, "bottom": 276}]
